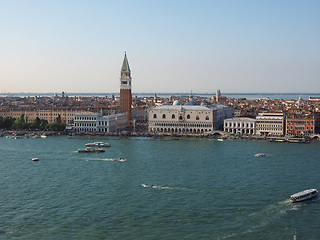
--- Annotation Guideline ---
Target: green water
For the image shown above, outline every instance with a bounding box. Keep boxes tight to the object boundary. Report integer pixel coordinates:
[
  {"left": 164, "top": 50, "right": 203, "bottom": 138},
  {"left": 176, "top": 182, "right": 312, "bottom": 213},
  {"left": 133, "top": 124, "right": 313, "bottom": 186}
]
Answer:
[{"left": 0, "top": 136, "right": 319, "bottom": 239}]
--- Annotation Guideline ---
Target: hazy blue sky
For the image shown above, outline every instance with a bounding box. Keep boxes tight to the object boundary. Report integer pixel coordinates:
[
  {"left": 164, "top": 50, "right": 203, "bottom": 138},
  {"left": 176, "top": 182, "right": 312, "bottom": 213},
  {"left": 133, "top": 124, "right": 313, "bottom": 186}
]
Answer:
[{"left": 1, "top": 0, "right": 319, "bottom": 93}]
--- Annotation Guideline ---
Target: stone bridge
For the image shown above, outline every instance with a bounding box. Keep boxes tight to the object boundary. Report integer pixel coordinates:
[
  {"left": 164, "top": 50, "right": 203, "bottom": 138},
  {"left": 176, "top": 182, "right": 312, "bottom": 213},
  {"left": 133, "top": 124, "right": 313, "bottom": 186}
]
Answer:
[{"left": 310, "top": 134, "right": 320, "bottom": 139}]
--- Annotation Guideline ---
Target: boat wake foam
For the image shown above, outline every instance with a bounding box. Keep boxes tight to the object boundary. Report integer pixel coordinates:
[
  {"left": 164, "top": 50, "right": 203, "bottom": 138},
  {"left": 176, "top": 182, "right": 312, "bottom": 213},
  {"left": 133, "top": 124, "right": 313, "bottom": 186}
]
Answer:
[
  {"left": 141, "top": 184, "right": 194, "bottom": 191},
  {"left": 220, "top": 199, "right": 298, "bottom": 239},
  {"left": 86, "top": 158, "right": 126, "bottom": 162}
]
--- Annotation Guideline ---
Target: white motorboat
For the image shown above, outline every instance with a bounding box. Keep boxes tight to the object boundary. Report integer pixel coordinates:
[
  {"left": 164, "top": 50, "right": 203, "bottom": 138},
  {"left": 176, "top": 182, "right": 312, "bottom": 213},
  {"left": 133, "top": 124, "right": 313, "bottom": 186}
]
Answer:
[
  {"left": 78, "top": 147, "right": 105, "bottom": 153},
  {"left": 85, "top": 142, "right": 110, "bottom": 147},
  {"left": 113, "top": 158, "right": 126, "bottom": 162},
  {"left": 32, "top": 158, "right": 39, "bottom": 161},
  {"left": 142, "top": 184, "right": 156, "bottom": 188},
  {"left": 290, "top": 189, "right": 318, "bottom": 203},
  {"left": 255, "top": 153, "right": 267, "bottom": 157}
]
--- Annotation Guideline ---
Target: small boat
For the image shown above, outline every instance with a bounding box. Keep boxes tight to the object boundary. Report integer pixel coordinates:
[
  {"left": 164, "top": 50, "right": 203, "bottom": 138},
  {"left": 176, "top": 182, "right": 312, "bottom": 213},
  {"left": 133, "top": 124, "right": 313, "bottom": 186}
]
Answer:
[
  {"left": 255, "top": 153, "right": 267, "bottom": 157},
  {"left": 113, "top": 158, "right": 126, "bottom": 162},
  {"left": 41, "top": 135, "right": 47, "bottom": 138},
  {"left": 32, "top": 158, "right": 39, "bottom": 161},
  {"left": 85, "top": 142, "right": 110, "bottom": 147},
  {"left": 33, "top": 135, "right": 41, "bottom": 138},
  {"left": 290, "top": 189, "right": 318, "bottom": 203},
  {"left": 78, "top": 147, "right": 105, "bottom": 153},
  {"left": 217, "top": 138, "right": 224, "bottom": 142},
  {"left": 142, "top": 184, "right": 156, "bottom": 188}
]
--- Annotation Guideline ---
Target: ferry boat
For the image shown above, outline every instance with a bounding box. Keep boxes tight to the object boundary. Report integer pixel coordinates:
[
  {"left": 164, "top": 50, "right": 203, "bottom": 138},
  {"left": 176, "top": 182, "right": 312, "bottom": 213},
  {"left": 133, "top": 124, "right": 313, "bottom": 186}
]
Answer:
[
  {"left": 78, "top": 147, "right": 105, "bottom": 153},
  {"left": 85, "top": 142, "right": 110, "bottom": 147},
  {"left": 290, "top": 189, "right": 318, "bottom": 203}
]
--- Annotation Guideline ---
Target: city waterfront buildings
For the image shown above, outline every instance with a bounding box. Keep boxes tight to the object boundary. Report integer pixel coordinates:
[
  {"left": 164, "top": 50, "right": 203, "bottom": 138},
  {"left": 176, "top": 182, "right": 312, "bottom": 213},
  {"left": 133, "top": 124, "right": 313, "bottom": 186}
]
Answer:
[
  {"left": 224, "top": 117, "right": 256, "bottom": 135},
  {"left": 74, "top": 112, "right": 128, "bottom": 133},
  {"left": 286, "top": 114, "right": 315, "bottom": 136},
  {"left": 256, "top": 112, "right": 285, "bottom": 136},
  {"left": 0, "top": 108, "right": 77, "bottom": 124},
  {"left": 148, "top": 95, "right": 234, "bottom": 135}
]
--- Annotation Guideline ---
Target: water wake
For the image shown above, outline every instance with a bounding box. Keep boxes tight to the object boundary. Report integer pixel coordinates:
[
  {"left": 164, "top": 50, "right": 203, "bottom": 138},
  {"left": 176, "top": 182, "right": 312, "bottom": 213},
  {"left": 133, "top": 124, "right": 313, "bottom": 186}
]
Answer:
[
  {"left": 86, "top": 158, "right": 126, "bottom": 162},
  {"left": 141, "top": 184, "right": 193, "bottom": 191},
  {"left": 220, "top": 199, "right": 298, "bottom": 239}
]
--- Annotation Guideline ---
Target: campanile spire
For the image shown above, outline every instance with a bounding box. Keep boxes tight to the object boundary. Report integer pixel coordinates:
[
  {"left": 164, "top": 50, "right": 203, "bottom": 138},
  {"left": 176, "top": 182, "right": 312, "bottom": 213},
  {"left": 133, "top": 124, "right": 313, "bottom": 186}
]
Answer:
[{"left": 120, "top": 52, "right": 132, "bottom": 125}]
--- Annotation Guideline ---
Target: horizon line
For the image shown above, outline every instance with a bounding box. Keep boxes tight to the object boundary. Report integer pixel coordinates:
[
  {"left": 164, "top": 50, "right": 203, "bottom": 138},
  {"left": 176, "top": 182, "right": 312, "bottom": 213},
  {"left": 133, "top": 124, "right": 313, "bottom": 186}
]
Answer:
[{"left": 1, "top": 92, "right": 320, "bottom": 96}]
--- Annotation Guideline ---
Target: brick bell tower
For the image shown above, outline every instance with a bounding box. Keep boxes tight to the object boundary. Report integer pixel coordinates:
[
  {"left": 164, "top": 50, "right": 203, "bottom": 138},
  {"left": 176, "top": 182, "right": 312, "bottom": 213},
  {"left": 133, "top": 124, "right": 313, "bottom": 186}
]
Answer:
[{"left": 120, "top": 52, "right": 132, "bottom": 125}]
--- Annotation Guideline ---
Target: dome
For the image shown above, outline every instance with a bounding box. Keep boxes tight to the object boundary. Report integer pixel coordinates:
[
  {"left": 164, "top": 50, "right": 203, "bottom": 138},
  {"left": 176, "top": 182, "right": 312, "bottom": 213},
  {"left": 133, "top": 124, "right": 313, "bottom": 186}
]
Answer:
[
  {"left": 190, "top": 98, "right": 198, "bottom": 105},
  {"left": 200, "top": 101, "right": 207, "bottom": 106},
  {"left": 173, "top": 100, "right": 183, "bottom": 106}
]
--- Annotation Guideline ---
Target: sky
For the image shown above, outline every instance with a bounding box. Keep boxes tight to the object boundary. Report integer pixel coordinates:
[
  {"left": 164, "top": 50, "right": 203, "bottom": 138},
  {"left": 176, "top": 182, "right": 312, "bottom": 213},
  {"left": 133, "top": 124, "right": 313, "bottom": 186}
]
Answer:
[{"left": 0, "top": 0, "right": 319, "bottom": 94}]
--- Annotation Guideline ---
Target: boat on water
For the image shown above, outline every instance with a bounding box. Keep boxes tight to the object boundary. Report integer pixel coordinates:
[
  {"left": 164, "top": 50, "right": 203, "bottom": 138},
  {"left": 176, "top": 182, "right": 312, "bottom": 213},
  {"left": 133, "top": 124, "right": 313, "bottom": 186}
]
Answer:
[
  {"left": 142, "top": 184, "right": 156, "bottom": 188},
  {"left": 255, "top": 153, "right": 267, "bottom": 157},
  {"left": 290, "top": 189, "right": 318, "bottom": 203},
  {"left": 217, "top": 138, "right": 224, "bottom": 142},
  {"left": 32, "top": 158, "right": 39, "bottom": 161},
  {"left": 85, "top": 142, "right": 110, "bottom": 147},
  {"left": 113, "top": 158, "right": 126, "bottom": 162},
  {"left": 78, "top": 147, "right": 105, "bottom": 153},
  {"left": 41, "top": 135, "right": 47, "bottom": 138}
]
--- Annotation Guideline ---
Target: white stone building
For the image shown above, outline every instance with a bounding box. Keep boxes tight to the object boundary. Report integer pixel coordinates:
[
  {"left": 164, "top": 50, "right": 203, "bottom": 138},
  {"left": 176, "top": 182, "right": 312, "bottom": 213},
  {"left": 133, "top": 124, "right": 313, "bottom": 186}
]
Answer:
[
  {"left": 74, "top": 112, "right": 128, "bottom": 133},
  {"left": 211, "top": 104, "right": 235, "bottom": 130},
  {"left": 255, "top": 112, "right": 285, "bottom": 136},
  {"left": 224, "top": 117, "right": 256, "bottom": 135},
  {"left": 148, "top": 97, "right": 233, "bottom": 135}
]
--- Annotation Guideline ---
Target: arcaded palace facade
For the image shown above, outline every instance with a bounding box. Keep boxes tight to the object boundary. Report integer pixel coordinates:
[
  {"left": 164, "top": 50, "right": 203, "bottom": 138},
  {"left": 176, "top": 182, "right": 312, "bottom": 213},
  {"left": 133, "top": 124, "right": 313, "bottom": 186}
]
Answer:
[{"left": 148, "top": 95, "right": 234, "bottom": 135}]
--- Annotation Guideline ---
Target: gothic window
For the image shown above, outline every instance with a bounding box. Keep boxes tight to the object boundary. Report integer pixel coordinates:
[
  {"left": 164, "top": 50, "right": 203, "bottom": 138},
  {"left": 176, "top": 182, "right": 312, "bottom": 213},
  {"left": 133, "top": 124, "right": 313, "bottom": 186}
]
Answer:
[
  {"left": 153, "top": 114, "right": 157, "bottom": 119},
  {"left": 162, "top": 114, "right": 166, "bottom": 119},
  {"left": 187, "top": 114, "right": 190, "bottom": 119},
  {"left": 196, "top": 115, "right": 199, "bottom": 120},
  {"left": 179, "top": 116, "right": 183, "bottom": 120},
  {"left": 206, "top": 116, "right": 209, "bottom": 120},
  {"left": 172, "top": 114, "right": 175, "bottom": 119}
]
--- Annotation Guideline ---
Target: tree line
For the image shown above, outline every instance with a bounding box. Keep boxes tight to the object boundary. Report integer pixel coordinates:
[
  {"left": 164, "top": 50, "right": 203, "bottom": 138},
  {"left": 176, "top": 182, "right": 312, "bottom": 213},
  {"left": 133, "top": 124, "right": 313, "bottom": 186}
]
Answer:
[{"left": 0, "top": 114, "right": 66, "bottom": 131}]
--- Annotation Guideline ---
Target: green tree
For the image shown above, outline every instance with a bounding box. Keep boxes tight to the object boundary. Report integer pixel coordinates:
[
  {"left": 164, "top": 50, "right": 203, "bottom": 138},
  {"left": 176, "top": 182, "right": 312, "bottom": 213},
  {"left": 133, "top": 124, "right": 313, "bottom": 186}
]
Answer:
[
  {"left": 3, "top": 117, "right": 15, "bottom": 129},
  {"left": 34, "top": 117, "right": 41, "bottom": 129},
  {"left": 55, "top": 115, "right": 62, "bottom": 124},
  {"left": 40, "top": 119, "right": 48, "bottom": 130},
  {"left": 12, "top": 114, "right": 31, "bottom": 130},
  {"left": 12, "top": 119, "right": 22, "bottom": 130},
  {"left": 19, "top": 114, "right": 25, "bottom": 123}
]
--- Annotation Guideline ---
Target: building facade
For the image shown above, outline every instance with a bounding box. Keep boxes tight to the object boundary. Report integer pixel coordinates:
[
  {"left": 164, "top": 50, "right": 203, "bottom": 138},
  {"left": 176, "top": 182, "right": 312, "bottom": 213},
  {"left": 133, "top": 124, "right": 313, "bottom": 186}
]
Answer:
[
  {"left": 74, "top": 112, "right": 128, "bottom": 133},
  {"left": 286, "top": 114, "right": 315, "bottom": 136},
  {"left": 211, "top": 103, "right": 235, "bottom": 130},
  {"left": 256, "top": 112, "right": 285, "bottom": 136},
  {"left": 0, "top": 109, "right": 77, "bottom": 124},
  {"left": 148, "top": 98, "right": 233, "bottom": 135},
  {"left": 224, "top": 117, "right": 256, "bottom": 135},
  {"left": 120, "top": 52, "right": 132, "bottom": 125}
]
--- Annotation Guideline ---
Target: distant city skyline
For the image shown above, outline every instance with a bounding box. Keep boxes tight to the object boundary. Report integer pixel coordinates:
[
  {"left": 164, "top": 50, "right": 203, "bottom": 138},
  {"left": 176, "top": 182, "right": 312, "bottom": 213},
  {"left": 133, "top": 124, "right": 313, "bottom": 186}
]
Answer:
[{"left": 1, "top": 0, "right": 319, "bottom": 93}]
